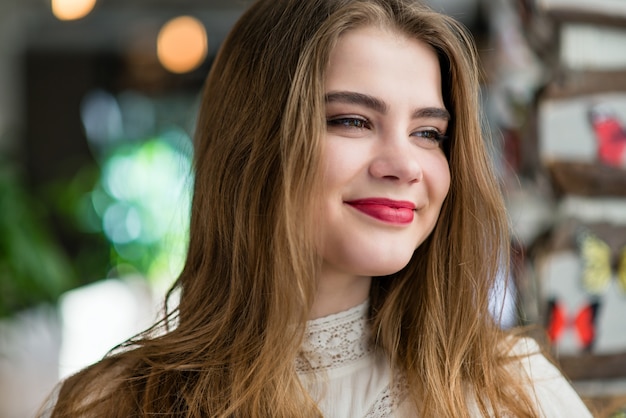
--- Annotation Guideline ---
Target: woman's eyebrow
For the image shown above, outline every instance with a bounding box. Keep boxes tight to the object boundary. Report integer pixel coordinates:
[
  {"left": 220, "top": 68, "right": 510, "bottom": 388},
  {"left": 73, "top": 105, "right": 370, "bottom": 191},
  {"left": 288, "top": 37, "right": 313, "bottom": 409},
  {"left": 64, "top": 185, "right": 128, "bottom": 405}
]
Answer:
[
  {"left": 413, "top": 107, "right": 450, "bottom": 121},
  {"left": 325, "top": 90, "right": 450, "bottom": 121},
  {"left": 325, "top": 91, "right": 387, "bottom": 114}
]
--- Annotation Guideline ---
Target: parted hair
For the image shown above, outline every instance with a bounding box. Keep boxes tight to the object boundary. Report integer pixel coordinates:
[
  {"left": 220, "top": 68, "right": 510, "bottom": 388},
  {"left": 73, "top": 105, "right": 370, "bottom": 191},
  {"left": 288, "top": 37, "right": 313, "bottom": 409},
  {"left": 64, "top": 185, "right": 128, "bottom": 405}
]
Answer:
[{"left": 46, "top": 0, "right": 539, "bottom": 416}]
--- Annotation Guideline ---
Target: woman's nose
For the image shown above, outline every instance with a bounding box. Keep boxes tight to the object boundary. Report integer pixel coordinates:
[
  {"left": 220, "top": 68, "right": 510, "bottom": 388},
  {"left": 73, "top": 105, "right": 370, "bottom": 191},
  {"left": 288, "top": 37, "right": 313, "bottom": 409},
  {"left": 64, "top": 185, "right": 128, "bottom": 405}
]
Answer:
[{"left": 368, "top": 136, "right": 423, "bottom": 183}]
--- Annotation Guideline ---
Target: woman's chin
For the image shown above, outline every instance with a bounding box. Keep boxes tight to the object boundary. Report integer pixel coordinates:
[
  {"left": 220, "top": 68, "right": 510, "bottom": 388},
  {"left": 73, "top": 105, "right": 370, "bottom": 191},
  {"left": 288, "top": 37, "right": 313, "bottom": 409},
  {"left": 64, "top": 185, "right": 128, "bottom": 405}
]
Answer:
[{"left": 362, "top": 257, "right": 413, "bottom": 277}]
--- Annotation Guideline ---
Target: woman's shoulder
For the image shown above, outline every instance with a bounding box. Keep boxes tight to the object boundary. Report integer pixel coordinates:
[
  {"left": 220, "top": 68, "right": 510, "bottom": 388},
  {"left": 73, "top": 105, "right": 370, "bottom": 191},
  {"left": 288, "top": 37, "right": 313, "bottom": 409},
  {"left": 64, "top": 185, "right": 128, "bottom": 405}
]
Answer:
[{"left": 503, "top": 336, "right": 593, "bottom": 417}]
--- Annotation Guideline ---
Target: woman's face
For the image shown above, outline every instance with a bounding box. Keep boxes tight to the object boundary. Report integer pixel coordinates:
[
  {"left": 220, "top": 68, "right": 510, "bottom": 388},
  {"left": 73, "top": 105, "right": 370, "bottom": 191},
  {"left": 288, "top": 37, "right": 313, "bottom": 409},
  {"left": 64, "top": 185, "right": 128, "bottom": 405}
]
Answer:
[{"left": 317, "top": 25, "right": 451, "bottom": 283}]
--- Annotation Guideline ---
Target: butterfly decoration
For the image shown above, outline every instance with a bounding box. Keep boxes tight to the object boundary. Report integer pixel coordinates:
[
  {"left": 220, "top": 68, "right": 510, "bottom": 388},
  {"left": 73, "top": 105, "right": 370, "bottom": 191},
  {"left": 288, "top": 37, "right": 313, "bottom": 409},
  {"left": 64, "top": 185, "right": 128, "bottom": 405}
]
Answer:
[
  {"left": 577, "top": 229, "right": 626, "bottom": 295},
  {"left": 546, "top": 298, "right": 600, "bottom": 351}
]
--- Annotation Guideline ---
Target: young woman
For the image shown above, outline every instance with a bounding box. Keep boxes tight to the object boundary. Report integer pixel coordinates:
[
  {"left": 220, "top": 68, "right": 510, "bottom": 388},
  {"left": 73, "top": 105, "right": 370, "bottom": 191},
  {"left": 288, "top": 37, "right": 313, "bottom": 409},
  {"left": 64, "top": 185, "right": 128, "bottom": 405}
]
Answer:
[{"left": 44, "top": 0, "right": 592, "bottom": 416}]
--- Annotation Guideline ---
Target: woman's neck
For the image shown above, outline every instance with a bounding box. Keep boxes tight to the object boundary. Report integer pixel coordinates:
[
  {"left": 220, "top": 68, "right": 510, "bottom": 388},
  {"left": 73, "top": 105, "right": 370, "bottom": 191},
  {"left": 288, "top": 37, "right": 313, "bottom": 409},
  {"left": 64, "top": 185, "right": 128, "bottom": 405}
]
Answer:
[{"left": 309, "top": 271, "right": 371, "bottom": 319}]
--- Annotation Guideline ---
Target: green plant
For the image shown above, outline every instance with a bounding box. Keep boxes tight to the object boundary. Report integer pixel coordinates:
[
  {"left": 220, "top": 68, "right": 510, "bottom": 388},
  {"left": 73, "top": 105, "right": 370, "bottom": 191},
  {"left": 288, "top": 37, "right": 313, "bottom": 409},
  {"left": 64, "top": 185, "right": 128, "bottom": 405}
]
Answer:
[{"left": 0, "top": 163, "right": 76, "bottom": 317}]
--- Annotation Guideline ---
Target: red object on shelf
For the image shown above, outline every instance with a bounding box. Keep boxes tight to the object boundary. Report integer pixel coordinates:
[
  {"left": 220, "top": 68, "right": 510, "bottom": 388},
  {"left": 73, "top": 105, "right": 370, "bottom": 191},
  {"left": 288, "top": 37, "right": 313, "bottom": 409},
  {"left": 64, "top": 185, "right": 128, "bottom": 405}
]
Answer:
[{"left": 588, "top": 104, "right": 626, "bottom": 168}]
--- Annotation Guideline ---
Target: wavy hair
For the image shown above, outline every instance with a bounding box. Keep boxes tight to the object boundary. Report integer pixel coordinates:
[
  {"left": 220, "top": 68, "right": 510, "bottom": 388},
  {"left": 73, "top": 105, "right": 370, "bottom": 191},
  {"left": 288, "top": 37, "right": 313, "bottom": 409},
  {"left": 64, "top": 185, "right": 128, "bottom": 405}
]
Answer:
[{"left": 47, "top": 0, "right": 538, "bottom": 416}]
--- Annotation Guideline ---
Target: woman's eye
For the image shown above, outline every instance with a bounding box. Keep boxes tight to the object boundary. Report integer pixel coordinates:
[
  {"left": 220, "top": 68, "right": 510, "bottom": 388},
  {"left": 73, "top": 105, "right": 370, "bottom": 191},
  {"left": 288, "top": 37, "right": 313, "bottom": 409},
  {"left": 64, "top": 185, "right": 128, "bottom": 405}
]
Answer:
[
  {"left": 327, "top": 117, "right": 370, "bottom": 130},
  {"left": 412, "top": 129, "right": 447, "bottom": 147}
]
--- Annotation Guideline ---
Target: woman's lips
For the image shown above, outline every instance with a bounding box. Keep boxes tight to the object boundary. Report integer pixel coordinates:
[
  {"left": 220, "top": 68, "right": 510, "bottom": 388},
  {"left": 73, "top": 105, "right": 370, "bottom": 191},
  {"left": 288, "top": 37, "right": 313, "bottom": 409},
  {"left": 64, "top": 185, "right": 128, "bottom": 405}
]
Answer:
[{"left": 345, "top": 198, "right": 416, "bottom": 224}]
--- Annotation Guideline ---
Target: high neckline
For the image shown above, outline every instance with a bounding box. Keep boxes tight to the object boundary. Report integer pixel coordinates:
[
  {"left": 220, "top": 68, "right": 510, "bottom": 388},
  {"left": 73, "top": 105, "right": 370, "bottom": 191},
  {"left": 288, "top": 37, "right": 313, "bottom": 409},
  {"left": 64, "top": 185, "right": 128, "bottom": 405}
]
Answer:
[
  {"left": 296, "top": 300, "right": 372, "bottom": 373},
  {"left": 307, "top": 298, "right": 369, "bottom": 327}
]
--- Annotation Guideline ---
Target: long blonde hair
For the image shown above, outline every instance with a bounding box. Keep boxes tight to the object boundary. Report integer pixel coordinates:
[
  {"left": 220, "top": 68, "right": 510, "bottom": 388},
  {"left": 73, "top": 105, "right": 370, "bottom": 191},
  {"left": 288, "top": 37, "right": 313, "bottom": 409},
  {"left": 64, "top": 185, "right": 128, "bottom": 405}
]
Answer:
[{"left": 48, "top": 0, "right": 538, "bottom": 416}]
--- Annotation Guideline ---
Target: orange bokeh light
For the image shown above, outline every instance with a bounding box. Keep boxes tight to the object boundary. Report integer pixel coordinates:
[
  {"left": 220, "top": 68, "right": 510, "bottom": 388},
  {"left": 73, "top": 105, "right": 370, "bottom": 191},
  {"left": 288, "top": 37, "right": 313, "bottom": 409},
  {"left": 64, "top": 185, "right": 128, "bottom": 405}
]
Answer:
[
  {"left": 51, "top": 0, "right": 97, "bottom": 21},
  {"left": 157, "top": 16, "right": 208, "bottom": 74}
]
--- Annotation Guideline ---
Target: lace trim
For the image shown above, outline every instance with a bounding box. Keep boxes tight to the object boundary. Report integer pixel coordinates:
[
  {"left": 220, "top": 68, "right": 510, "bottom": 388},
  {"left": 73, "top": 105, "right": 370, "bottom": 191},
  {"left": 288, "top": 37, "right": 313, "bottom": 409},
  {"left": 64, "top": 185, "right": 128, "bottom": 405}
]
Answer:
[
  {"left": 296, "top": 301, "right": 372, "bottom": 373},
  {"left": 363, "top": 375, "right": 409, "bottom": 418}
]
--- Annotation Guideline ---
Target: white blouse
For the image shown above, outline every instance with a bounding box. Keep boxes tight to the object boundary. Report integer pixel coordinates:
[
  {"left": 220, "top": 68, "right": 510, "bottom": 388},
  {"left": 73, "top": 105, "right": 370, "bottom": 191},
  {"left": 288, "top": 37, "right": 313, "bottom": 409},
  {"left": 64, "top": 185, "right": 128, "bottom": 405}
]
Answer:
[{"left": 296, "top": 301, "right": 593, "bottom": 417}]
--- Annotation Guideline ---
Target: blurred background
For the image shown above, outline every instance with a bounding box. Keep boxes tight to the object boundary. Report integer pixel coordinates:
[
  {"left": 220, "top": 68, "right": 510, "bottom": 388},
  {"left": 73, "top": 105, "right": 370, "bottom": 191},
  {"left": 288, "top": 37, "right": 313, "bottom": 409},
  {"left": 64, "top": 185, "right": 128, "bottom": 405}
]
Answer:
[{"left": 1, "top": 0, "right": 626, "bottom": 416}]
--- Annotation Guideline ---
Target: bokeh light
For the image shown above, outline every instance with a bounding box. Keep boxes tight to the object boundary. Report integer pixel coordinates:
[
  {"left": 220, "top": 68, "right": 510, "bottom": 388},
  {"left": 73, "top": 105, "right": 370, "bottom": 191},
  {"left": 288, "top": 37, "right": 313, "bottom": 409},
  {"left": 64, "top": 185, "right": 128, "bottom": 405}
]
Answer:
[
  {"left": 96, "top": 134, "right": 193, "bottom": 286},
  {"left": 157, "top": 16, "right": 208, "bottom": 74},
  {"left": 80, "top": 90, "right": 124, "bottom": 157},
  {"left": 79, "top": 86, "right": 196, "bottom": 291},
  {"left": 51, "top": 0, "right": 97, "bottom": 21}
]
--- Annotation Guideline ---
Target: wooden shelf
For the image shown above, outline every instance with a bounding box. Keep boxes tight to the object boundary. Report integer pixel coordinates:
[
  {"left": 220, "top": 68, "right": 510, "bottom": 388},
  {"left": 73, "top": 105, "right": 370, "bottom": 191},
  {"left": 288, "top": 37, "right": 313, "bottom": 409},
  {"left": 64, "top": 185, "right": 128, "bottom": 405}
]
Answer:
[
  {"left": 547, "top": 160, "right": 626, "bottom": 197},
  {"left": 558, "top": 351, "right": 626, "bottom": 380},
  {"left": 543, "top": 71, "right": 626, "bottom": 99},
  {"left": 547, "top": 7, "right": 626, "bottom": 29}
]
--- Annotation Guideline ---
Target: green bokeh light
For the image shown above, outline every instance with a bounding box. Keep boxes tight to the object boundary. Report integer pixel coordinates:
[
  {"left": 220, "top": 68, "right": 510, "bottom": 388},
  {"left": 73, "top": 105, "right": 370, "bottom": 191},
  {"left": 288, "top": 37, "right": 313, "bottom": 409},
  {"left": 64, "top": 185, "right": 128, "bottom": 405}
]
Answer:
[{"left": 95, "top": 135, "right": 193, "bottom": 286}]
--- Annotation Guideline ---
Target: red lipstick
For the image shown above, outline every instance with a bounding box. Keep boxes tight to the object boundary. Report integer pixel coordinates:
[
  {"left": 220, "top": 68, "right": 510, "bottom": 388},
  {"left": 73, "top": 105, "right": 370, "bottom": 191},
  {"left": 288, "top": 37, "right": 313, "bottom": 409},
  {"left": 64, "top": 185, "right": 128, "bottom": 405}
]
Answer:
[{"left": 345, "top": 198, "right": 416, "bottom": 224}]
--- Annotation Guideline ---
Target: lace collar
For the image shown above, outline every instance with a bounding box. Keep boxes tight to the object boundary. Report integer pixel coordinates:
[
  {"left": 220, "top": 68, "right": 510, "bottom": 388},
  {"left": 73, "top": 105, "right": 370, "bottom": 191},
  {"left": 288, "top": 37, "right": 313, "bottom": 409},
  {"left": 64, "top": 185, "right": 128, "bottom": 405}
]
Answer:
[{"left": 296, "top": 300, "right": 373, "bottom": 373}]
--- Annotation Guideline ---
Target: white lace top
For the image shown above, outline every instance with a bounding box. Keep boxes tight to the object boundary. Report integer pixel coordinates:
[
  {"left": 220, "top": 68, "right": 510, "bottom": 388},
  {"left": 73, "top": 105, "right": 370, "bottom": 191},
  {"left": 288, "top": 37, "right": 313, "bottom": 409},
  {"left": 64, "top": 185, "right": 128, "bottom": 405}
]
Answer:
[{"left": 296, "top": 300, "right": 593, "bottom": 418}]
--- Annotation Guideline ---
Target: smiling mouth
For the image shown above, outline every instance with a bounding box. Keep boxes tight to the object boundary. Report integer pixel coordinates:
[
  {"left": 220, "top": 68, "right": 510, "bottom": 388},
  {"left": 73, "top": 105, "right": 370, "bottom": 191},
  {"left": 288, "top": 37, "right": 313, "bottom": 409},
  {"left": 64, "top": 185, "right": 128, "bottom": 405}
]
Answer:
[{"left": 345, "top": 198, "right": 416, "bottom": 225}]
